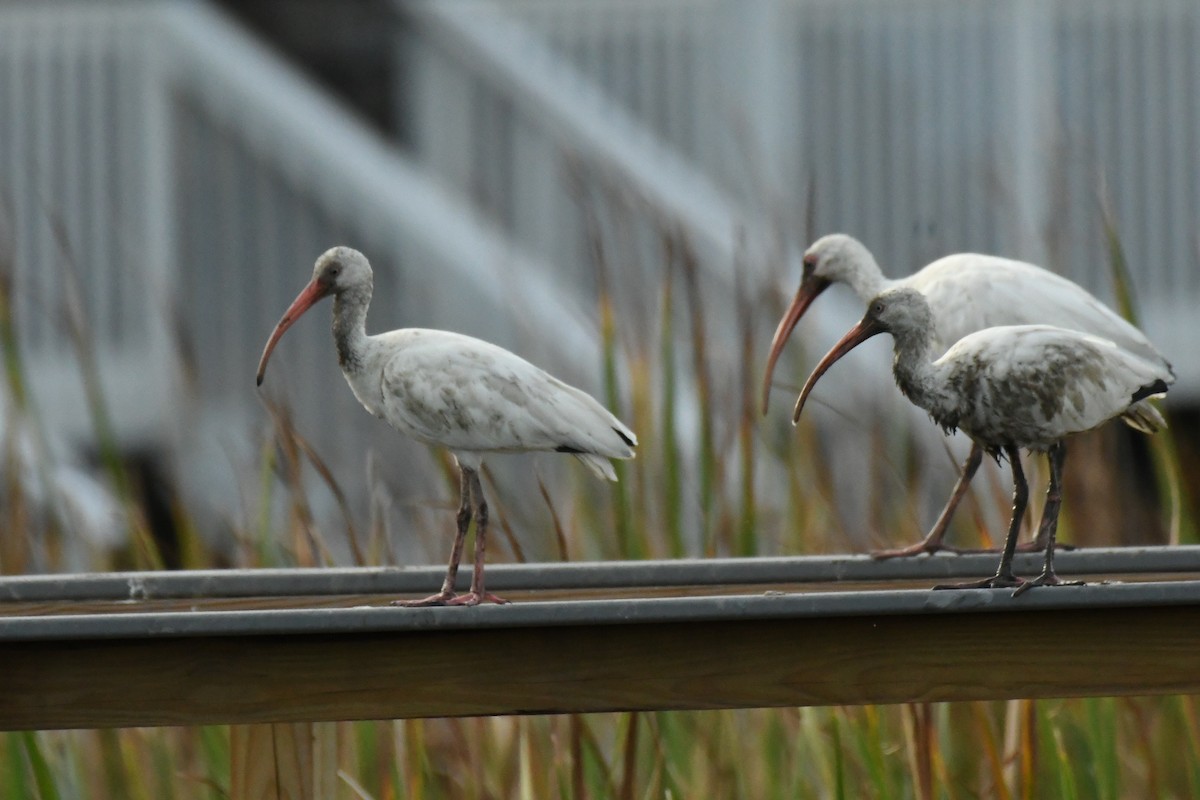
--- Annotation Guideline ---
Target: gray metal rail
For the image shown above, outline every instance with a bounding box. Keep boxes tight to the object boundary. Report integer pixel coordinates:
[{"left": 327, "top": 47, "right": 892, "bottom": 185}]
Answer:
[
  {"left": 2, "top": 579, "right": 1200, "bottom": 643},
  {"left": 5, "top": 546, "right": 1200, "bottom": 729},
  {"left": 1, "top": 545, "right": 1197, "bottom": 603}
]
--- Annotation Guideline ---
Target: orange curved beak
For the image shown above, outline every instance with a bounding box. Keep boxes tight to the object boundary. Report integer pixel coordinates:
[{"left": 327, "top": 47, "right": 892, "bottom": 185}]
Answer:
[
  {"left": 761, "top": 274, "right": 831, "bottom": 415},
  {"left": 792, "top": 314, "right": 884, "bottom": 424},
  {"left": 255, "top": 278, "right": 331, "bottom": 386}
]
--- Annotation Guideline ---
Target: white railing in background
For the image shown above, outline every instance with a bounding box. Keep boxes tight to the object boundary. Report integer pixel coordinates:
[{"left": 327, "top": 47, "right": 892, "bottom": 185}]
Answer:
[
  {"left": 1, "top": 0, "right": 1195, "bottom": 560},
  {"left": 480, "top": 0, "right": 797, "bottom": 221},
  {"left": 154, "top": 2, "right": 601, "bottom": 389},
  {"left": 431, "top": 0, "right": 1199, "bottom": 397},
  {"left": 0, "top": 2, "right": 617, "bottom": 550},
  {"left": 394, "top": 0, "right": 1198, "bottom": 549},
  {"left": 400, "top": 0, "right": 980, "bottom": 551},
  {"left": 403, "top": 0, "right": 758, "bottom": 290},
  {"left": 0, "top": 6, "right": 175, "bottom": 444}
]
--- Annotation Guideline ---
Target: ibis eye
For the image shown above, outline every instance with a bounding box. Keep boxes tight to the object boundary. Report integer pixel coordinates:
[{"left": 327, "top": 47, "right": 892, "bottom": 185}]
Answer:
[{"left": 872, "top": 302, "right": 884, "bottom": 315}]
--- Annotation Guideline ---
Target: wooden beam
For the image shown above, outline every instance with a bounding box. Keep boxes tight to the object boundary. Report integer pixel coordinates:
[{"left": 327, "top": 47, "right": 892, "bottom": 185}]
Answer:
[
  {"left": 230, "top": 723, "right": 338, "bottom": 800},
  {"left": 3, "top": 580, "right": 1200, "bottom": 730}
]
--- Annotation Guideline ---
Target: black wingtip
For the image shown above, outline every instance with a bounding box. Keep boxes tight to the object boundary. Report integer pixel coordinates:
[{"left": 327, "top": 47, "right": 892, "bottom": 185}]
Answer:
[
  {"left": 1131, "top": 378, "right": 1169, "bottom": 404},
  {"left": 613, "top": 427, "right": 636, "bottom": 448}
]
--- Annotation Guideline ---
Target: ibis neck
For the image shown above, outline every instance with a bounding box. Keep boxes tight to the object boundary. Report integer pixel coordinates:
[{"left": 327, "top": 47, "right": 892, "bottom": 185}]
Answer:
[
  {"left": 331, "top": 285, "right": 371, "bottom": 374},
  {"left": 847, "top": 260, "right": 892, "bottom": 304},
  {"left": 890, "top": 328, "right": 955, "bottom": 422}
]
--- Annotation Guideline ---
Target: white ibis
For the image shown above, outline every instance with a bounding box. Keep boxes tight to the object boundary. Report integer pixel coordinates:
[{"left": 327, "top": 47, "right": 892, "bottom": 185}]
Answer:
[
  {"left": 256, "top": 247, "right": 637, "bottom": 606},
  {"left": 763, "top": 233, "right": 1173, "bottom": 557},
  {"left": 794, "top": 287, "right": 1173, "bottom": 592}
]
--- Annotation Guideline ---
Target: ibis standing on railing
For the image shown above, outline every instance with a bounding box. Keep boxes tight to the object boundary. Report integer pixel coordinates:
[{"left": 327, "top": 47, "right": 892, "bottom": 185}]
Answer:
[
  {"left": 257, "top": 247, "right": 637, "bottom": 606},
  {"left": 793, "top": 287, "right": 1173, "bottom": 593},
  {"left": 762, "top": 234, "right": 1173, "bottom": 557}
]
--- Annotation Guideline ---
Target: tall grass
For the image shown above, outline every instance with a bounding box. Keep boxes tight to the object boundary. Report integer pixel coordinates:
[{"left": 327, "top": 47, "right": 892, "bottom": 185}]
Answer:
[
  {"left": 46, "top": 207, "right": 165, "bottom": 571},
  {"left": 1099, "top": 196, "right": 1196, "bottom": 546},
  {"left": 1, "top": 194, "right": 1197, "bottom": 798}
]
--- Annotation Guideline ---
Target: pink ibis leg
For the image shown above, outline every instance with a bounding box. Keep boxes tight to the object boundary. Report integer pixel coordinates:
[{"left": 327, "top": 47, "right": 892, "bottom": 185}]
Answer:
[
  {"left": 1014, "top": 443, "right": 1082, "bottom": 596},
  {"left": 873, "top": 444, "right": 984, "bottom": 558},
  {"left": 447, "top": 470, "right": 509, "bottom": 606},
  {"left": 880, "top": 442, "right": 1074, "bottom": 559},
  {"left": 392, "top": 469, "right": 474, "bottom": 607},
  {"left": 934, "top": 445, "right": 1027, "bottom": 590}
]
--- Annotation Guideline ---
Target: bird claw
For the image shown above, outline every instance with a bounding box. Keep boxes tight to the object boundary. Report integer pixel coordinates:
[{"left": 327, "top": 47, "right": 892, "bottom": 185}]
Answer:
[
  {"left": 920, "top": 540, "right": 1074, "bottom": 556},
  {"left": 390, "top": 592, "right": 457, "bottom": 608},
  {"left": 446, "top": 591, "right": 510, "bottom": 606},
  {"left": 933, "top": 574, "right": 1025, "bottom": 591},
  {"left": 872, "top": 541, "right": 964, "bottom": 559},
  {"left": 1011, "top": 572, "right": 1084, "bottom": 598},
  {"left": 391, "top": 590, "right": 510, "bottom": 607}
]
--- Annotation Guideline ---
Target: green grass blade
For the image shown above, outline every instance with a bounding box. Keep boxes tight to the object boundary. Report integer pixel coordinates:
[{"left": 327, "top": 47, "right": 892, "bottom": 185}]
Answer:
[
  {"left": 677, "top": 238, "right": 717, "bottom": 554},
  {"left": 1086, "top": 698, "right": 1118, "bottom": 800},
  {"left": 1179, "top": 696, "right": 1200, "bottom": 798},
  {"left": 1050, "top": 726, "right": 1079, "bottom": 800},
  {"left": 831, "top": 712, "right": 847, "bottom": 800},
  {"left": 735, "top": 247, "right": 758, "bottom": 556},
  {"left": 659, "top": 238, "right": 684, "bottom": 557},
  {"left": 1100, "top": 206, "right": 1195, "bottom": 545},
  {"left": 19, "top": 732, "right": 60, "bottom": 800}
]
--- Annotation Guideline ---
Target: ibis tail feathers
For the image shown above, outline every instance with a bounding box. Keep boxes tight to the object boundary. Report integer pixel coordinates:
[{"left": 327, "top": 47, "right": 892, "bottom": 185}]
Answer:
[
  {"left": 560, "top": 421, "right": 636, "bottom": 481},
  {"left": 573, "top": 452, "right": 619, "bottom": 481},
  {"left": 1121, "top": 399, "right": 1168, "bottom": 435}
]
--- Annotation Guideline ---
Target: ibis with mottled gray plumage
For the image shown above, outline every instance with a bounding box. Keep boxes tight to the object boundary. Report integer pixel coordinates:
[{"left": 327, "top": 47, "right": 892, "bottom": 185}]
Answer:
[
  {"left": 257, "top": 247, "right": 637, "bottom": 606},
  {"left": 793, "top": 287, "right": 1172, "bottom": 594}
]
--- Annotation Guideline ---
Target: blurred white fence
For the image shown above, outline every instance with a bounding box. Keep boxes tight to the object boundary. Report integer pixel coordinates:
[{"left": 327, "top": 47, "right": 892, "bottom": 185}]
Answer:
[
  {"left": 424, "top": 0, "right": 1199, "bottom": 396},
  {"left": 0, "top": 3, "right": 631, "bottom": 538},
  {"left": 0, "top": 5, "right": 176, "bottom": 443},
  {"left": 0, "top": 0, "right": 1195, "bottom": 558},
  {"left": 403, "top": 0, "right": 751, "bottom": 285}
]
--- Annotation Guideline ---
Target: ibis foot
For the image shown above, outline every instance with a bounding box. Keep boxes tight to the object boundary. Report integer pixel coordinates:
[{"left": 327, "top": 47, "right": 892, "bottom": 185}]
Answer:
[
  {"left": 872, "top": 541, "right": 967, "bottom": 559},
  {"left": 933, "top": 574, "right": 1025, "bottom": 591},
  {"left": 1011, "top": 572, "right": 1083, "bottom": 598},
  {"left": 391, "top": 592, "right": 458, "bottom": 607},
  {"left": 947, "top": 540, "right": 1076, "bottom": 556},
  {"left": 448, "top": 591, "right": 509, "bottom": 606},
  {"left": 391, "top": 591, "right": 510, "bottom": 607}
]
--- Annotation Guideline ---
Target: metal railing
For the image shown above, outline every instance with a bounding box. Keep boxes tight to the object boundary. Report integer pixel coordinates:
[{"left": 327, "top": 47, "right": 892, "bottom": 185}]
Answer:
[{"left": 5, "top": 547, "right": 1200, "bottom": 729}]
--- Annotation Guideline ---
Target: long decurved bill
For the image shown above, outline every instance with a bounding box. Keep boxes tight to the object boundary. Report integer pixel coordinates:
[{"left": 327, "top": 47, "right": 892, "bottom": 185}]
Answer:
[
  {"left": 255, "top": 278, "right": 330, "bottom": 385},
  {"left": 792, "top": 315, "right": 885, "bottom": 424},
  {"left": 761, "top": 275, "right": 831, "bottom": 415}
]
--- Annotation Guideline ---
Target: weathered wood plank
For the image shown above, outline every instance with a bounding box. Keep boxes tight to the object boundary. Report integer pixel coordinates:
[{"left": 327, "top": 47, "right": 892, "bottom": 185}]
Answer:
[
  {"left": 3, "top": 593, "right": 1200, "bottom": 730},
  {"left": 5, "top": 554, "right": 1200, "bottom": 730},
  {"left": 231, "top": 722, "right": 338, "bottom": 800}
]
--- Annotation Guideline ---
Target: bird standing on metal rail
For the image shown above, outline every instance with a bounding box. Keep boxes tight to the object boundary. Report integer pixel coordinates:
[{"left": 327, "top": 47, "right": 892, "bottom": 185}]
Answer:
[
  {"left": 256, "top": 247, "right": 637, "bottom": 606},
  {"left": 793, "top": 287, "right": 1173, "bottom": 593},
  {"left": 762, "top": 233, "right": 1173, "bottom": 557}
]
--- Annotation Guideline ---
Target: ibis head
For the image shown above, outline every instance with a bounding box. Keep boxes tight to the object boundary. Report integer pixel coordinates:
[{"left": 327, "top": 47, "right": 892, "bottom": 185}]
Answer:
[{"left": 256, "top": 247, "right": 373, "bottom": 385}]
